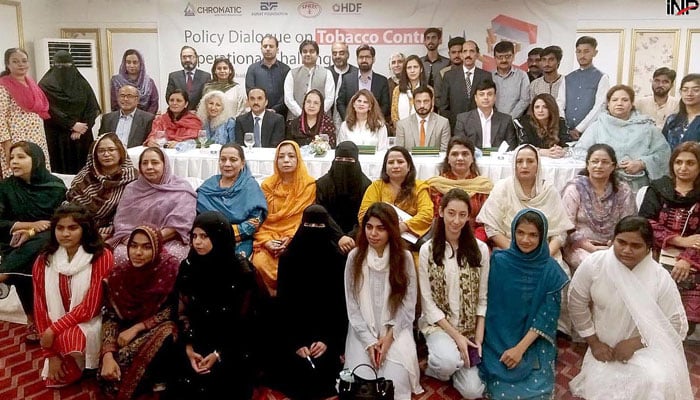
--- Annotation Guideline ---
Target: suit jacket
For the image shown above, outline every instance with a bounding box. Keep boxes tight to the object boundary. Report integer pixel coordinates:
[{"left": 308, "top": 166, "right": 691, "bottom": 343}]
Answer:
[
  {"left": 454, "top": 108, "right": 517, "bottom": 150},
  {"left": 438, "top": 67, "right": 491, "bottom": 130},
  {"left": 98, "top": 109, "right": 155, "bottom": 148},
  {"left": 234, "top": 111, "right": 285, "bottom": 148},
  {"left": 166, "top": 69, "right": 211, "bottom": 110},
  {"left": 336, "top": 71, "right": 390, "bottom": 120},
  {"left": 395, "top": 112, "right": 451, "bottom": 151}
]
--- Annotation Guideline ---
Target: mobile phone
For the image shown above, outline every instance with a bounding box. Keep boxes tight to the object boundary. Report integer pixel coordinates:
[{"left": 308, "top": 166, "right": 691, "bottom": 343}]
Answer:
[{"left": 468, "top": 346, "right": 481, "bottom": 366}]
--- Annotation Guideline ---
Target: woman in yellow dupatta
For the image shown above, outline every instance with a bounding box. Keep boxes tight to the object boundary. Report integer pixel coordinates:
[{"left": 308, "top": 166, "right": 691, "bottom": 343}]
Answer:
[
  {"left": 427, "top": 136, "right": 493, "bottom": 242},
  {"left": 252, "top": 140, "right": 315, "bottom": 296}
]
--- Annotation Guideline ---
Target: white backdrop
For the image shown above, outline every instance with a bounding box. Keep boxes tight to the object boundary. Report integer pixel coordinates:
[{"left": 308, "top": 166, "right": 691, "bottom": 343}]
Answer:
[{"left": 156, "top": 0, "right": 576, "bottom": 94}]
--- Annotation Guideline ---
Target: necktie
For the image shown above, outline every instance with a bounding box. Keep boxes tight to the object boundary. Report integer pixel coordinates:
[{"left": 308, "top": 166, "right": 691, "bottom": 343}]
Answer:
[
  {"left": 254, "top": 116, "right": 261, "bottom": 147},
  {"left": 186, "top": 72, "right": 193, "bottom": 92},
  {"left": 465, "top": 71, "right": 472, "bottom": 97},
  {"left": 419, "top": 119, "right": 426, "bottom": 147}
]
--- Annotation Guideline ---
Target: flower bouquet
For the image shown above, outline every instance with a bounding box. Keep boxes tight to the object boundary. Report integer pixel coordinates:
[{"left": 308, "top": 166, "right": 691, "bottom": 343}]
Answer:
[{"left": 309, "top": 134, "right": 331, "bottom": 157}]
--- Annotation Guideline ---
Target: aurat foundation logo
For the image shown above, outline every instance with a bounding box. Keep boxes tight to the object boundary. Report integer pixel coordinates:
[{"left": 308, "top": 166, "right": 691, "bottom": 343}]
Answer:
[{"left": 667, "top": 0, "right": 699, "bottom": 15}]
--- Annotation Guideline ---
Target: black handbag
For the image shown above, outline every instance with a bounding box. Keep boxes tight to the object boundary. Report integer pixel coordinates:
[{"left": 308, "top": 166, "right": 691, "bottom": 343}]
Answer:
[{"left": 338, "top": 364, "right": 395, "bottom": 400}]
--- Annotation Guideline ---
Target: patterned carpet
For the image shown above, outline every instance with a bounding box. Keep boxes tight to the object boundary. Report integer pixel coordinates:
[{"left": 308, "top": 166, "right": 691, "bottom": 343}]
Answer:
[{"left": 1, "top": 321, "right": 699, "bottom": 399}]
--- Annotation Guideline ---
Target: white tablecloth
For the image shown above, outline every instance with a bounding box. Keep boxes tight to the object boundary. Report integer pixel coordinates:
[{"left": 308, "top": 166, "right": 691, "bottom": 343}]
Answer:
[{"left": 126, "top": 146, "right": 585, "bottom": 191}]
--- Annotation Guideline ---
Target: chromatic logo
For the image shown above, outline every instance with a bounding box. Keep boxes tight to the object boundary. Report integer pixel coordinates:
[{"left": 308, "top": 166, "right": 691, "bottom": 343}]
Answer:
[
  {"left": 184, "top": 2, "right": 196, "bottom": 16},
  {"left": 667, "top": 0, "right": 699, "bottom": 15},
  {"left": 298, "top": 1, "right": 322, "bottom": 17},
  {"left": 332, "top": 2, "right": 363, "bottom": 14},
  {"left": 261, "top": 1, "right": 278, "bottom": 11}
]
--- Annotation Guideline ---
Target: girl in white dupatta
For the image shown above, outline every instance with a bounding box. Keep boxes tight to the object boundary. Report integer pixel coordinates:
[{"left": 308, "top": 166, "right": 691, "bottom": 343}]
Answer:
[
  {"left": 568, "top": 216, "right": 692, "bottom": 399},
  {"left": 32, "top": 204, "right": 113, "bottom": 388},
  {"left": 344, "top": 202, "right": 423, "bottom": 400}
]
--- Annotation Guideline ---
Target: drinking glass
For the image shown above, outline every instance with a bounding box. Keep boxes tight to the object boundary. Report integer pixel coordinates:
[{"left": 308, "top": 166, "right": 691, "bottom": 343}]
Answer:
[
  {"left": 198, "top": 129, "right": 208, "bottom": 147},
  {"left": 155, "top": 130, "right": 166, "bottom": 148},
  {"left": 244, "top": 132, "right": 255, "bottom": 151}
]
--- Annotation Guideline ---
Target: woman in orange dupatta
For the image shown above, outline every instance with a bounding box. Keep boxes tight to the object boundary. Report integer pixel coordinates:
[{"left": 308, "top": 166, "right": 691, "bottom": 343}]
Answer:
[{"left": 252, "top": 140, "right": 315, "bottom": 296}]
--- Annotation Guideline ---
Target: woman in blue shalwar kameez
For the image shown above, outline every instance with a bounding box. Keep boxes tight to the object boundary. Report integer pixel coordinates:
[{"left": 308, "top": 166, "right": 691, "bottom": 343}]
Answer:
[{"left": 479, "top": 208, "right": 568, "bottom": 400}]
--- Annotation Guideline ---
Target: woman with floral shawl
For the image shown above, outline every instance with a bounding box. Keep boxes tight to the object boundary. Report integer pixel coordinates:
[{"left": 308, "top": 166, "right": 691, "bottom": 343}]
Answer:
[
  {"left": 286, "top": 89, "right": 337, "bottom": 148},
  {"left": 480, "top": 209, "right": 569, "bottom": 400},
  {"left": 65, "top": 133, "right": 137, "bottom": 237},
  {"left": 100, "top": 225, "right": 179, "bottom": 400},
  {"left": 252, "top": 140, "right": 315, "bottom": 296},
  {"left": 197, "top": 143, "right": 267, "bottom": 257},
  {"left": 108, "top": 147, "right": 196, "bottom": 264},
  {"left": 109, "top": 49, "right": 159, "bottom": 114}
]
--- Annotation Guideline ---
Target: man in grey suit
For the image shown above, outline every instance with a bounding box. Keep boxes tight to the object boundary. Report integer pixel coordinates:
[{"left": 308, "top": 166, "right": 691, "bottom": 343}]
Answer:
[
  {"left": 395, "top": 86, "right": 450, "bottom": 151},
  {"left": 336, "top": 44, "right": 390, "bottom": 120},
  {"left": 438, "top": 40, "right": 491, "bottom": 130},
  {"left": 234, "top": 88, "right": 285, "bottom": 148},
  {"left": 454, "top": 79, "right": 517, "bottom": 150},
  {"left": 99, "top": 84, "right": 154, "bottom": 147},
  {"left": 166, "top": 46, "right": 211, "bottom": 110}
]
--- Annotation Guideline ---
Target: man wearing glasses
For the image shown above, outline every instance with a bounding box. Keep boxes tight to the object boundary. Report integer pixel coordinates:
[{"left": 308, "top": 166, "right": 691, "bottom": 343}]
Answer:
[
  {"left": 99, "top": 84, "right": 155, "bottom": 148},
  {"left": 491, "top": 40, "right": 530, "bottom": 119},
  {"left": 166, "top": 45, "right": 211, "bottom": 110}
]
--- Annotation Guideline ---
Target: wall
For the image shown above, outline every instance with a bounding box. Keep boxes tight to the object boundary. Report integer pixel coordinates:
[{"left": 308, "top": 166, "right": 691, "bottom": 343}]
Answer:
[{"left": 8, "top": 0, "right": 700, "bottom": 110}]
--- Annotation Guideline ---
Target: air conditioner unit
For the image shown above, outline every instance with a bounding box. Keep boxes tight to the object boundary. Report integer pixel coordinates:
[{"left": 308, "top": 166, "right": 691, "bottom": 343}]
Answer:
[{"left": 34, "top": 38, "right": 102, "bottom": 110}]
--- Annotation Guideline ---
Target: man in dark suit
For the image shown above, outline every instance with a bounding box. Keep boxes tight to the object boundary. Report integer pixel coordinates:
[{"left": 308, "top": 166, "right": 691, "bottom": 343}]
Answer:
[
  {"left": 336, "top": 44, "right": 390, "bottom": 120},
  {"left": 454, "top": 79, "right": 517, "bottom": 150},
  {"left": 99, "top": 84, "right": 154, "bottom": 147},
  {"left": 166, "top": 46, "right": 211, "bottom": 110},
  {"left": 235, "top": 87, "right": 285, "bottom": 148},
  {"left": 438, "top": 40, "right": 491, "bottom": 130}
]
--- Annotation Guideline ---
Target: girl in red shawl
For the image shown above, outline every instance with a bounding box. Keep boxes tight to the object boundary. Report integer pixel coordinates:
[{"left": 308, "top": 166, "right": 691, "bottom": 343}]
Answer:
[
  {"left": 144, "top": 89, "right": 201, "bottom": 148},
  {"left": 0, "top": 47, "right": 51, "bottom": 176},
  {"left": 100, "top": 225, "right": 179, "bottom": 400},
  {"left": 33, "top": 203, "right": 113, "bottom": 388}
]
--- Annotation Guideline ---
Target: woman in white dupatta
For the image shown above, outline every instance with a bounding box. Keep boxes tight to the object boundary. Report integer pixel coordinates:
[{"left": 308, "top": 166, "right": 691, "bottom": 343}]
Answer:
[
  {"left": 568, "top": 216, "right": 691, "bottom": 399},
  {"left": 32, "top": 204, "right": 113, "bottom": 388},
  {"left": 476, "top": 143, "right": 575, "bottom": 334},
  {"left": 344, "top": 202, "right": 423, "bottom": 400}
]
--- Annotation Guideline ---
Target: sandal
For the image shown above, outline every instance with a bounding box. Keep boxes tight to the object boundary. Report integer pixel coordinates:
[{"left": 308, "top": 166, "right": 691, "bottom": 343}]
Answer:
[{"left": 25, "top": 322, "right": 40, "bottom": 343}]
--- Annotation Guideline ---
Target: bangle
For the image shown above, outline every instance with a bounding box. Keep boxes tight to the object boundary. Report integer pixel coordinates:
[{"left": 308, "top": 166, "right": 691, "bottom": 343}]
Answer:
[
  {"left": 27, "top": 228, "right": 36, "bottom": 237},
  {"left": 213, "top": 350, "right": 221, "bottom": 362}
]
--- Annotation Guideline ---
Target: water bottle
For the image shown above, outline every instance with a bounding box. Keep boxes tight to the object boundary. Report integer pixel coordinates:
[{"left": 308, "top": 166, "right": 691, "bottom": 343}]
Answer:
[{"left": 175, "top": 139, "right": 197, "bottom": 153}]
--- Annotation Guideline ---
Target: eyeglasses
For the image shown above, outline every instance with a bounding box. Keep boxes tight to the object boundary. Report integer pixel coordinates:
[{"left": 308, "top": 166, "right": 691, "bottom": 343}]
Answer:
[
  {"left": 97, "top": 147, "right": 118, "bottom": 154},
  {"left": 118, "top": 94, "right": 138, "bottom": 99}
]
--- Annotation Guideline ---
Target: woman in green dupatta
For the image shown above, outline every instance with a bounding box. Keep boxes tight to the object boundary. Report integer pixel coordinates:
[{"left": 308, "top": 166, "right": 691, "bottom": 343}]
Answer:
[
  {"left": 0, "top": 141, "right": 65, "bottom": 341},
  {"left": 202, "top": 57, "right": 246, "bottom": 117}
]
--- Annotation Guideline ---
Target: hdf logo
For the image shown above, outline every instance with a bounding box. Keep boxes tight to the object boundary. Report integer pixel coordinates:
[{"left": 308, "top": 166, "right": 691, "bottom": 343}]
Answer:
[{"left": 667, "top": 0, "right": 699, "bottom": 15}]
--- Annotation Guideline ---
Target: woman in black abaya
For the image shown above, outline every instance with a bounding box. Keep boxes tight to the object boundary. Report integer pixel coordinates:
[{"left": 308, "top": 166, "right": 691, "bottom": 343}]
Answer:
[{"left": 39, "top": 50, "right": 101, "bottom": 174}]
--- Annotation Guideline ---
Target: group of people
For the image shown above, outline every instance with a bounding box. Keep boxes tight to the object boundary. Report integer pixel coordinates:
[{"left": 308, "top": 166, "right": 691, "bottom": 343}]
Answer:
[{"left": 0, "top": 27, "right": 697, "bottom": 400}]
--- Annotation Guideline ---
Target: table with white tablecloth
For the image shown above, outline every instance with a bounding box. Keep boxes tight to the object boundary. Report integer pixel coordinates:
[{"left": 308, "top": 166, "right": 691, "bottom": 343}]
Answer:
[{"left": 126, "top": 146, "right": 585, "bottom": 191}]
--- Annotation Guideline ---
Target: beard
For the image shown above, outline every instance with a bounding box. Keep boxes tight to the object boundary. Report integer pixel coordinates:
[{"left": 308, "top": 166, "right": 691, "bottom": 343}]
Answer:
[
  {"left": 359, "top": 63, "right": 372, "bottom": 72},
  {"left": 181, "top": 61, "right": 195, "bottom": 71},
  {"left": 653, "top": 86, "right": 670, "bottom": 97}
]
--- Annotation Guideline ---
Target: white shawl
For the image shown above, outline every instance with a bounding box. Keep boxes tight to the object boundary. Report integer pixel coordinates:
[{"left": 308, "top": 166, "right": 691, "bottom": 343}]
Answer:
[
  {"left": 358, "top": 247, "right": 422, "bottom": 394},
  {"left": 41, "top": 246, "right": 101, "bottom": 371}
]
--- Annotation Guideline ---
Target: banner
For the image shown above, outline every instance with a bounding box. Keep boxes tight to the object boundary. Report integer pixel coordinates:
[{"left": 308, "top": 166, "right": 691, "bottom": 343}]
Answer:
[{"left": 156, "top": 0, "right": 576, "bottom": 93}]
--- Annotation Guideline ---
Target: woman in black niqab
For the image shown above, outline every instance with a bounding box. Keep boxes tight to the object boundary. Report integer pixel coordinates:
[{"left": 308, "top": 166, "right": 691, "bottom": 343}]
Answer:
[{"left": 274, "top": 204, "right": 348, "bottom": 400}]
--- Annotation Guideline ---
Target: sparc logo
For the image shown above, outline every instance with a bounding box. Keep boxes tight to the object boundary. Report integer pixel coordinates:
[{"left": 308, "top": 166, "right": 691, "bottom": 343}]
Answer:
[
  {"left": 184, "top": 2, "right": 196, "bottom": 16},
  {"left": 261, "top": 1, "right": 278, "bottom": 11},
  {"left": 298, "top": 1, "right": 322, "bottom": 17},
  {"left": 332, "top": 2, "right": 362, "bottom": 14},
  {"left": 667, "top": 0, "right": 699, "bottom": 15}
]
